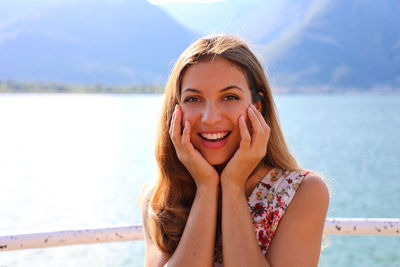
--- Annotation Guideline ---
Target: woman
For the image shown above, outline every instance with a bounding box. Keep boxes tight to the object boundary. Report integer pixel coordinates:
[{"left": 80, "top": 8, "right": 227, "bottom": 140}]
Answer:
[{"left": 141, "top": 34, "right": 329, "bottom": 267}]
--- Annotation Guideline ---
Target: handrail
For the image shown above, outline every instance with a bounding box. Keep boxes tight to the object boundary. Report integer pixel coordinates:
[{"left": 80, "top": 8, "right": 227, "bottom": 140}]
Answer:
[{"left": 1, "top": 218, "right": 399, "bottom": 252}]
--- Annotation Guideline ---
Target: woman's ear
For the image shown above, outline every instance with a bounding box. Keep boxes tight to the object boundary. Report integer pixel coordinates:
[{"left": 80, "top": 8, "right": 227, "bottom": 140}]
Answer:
[
  {"left": 253, "top": 92, "right": 264, "bottom": 112},
  {"left": 253, "top": 100, "right": 263, "bottom": 112}
]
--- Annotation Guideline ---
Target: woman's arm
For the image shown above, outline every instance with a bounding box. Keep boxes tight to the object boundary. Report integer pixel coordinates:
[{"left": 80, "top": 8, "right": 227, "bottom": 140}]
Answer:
[
  {"left": 220, "top": 104, "right": 329, "bottom": 266},
  {"left": 142, "top": 185, "right": 219, "bottom": 267},
  {"left": 142, "top": 105, "right": 220, "bottom": 267},
  {"left": 141, "top": 185, "right": 169, "bottom": 267},
  {"left": 221, "top": 183, "right": 271, "bottom": 267},
  {"left": 265, "top": 174, "right": 329, "bottom": 266},
  {"left": 220, "top": 104, "right": 271, "bottom": 266},
  {"left": 221, "top": 173, "right": 329, "bottom": 267}
]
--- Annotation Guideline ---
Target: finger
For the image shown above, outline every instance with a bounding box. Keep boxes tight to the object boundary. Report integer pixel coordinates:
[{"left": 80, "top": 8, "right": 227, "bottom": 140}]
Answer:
[
  {"left": 238, "top": 115, "right": 251, "bottom": 148},
  {"left": 181, "top": 120, "right": 194, "bottom": 152},
  {"left": 251, "top": 104, "right": 270, "bottom": 131},
  {"left": 182, "top": 120, "right": 190, "bottom": 142},
  {"left": 175, "top": 107, "right": 182, "bottom": 135},
  {"left": 169, "top": 108, "right": 176, "bottom": 135},
  {"left": 170, "top": 108, "right": 182, "bottom": 145},
  {"left": 248, "top": 106, "right": 263, "bottom": 135}
]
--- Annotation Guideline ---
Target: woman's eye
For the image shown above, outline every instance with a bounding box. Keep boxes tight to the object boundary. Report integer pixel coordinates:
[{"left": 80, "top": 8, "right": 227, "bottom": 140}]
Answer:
[
  {"left": 184, "top": 96, "right": 200, "bottom": 103},
  {"left": 224, "top": 95, "right": 240, "bottom": 101}
]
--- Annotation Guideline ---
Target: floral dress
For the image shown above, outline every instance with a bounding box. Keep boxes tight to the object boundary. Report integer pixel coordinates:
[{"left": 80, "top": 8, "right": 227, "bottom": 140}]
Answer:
[{"left": 214, "top": 168, "right": 310, "bottom": 266}]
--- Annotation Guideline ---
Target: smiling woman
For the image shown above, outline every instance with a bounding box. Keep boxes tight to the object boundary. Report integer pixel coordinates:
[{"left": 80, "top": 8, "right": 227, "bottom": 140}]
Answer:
[
  {"left": 140, "top": 34, "right": 329, "bottom": 267},
  {"left": 180, "top": 56, "right": 256, "bottom": 165}
]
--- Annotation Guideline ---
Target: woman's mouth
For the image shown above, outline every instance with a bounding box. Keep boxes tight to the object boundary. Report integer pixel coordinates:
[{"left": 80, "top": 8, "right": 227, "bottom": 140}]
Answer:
[{"left": 198, "top": 131, "right": 231, "bottom": 149}]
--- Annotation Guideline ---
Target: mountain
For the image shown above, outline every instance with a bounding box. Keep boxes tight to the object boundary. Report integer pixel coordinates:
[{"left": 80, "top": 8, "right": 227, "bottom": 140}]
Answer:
[
  {"left": 158, "top": 0, "right": 400, "bottom": 92},
  {"left": 263, "top": 0, "right": 400, "bottom": 91},
  {"left": 1, "top": 0, "right": 399, "bottom": 91},
  {"left": 0, "top": 0, "right": 196, "bottom": 84}
]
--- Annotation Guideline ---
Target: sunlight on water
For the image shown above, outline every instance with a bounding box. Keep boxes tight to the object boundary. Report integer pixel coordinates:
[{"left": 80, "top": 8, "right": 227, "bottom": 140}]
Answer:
[
  {"left": 0, "top": 94, "right": 163, "bottom": 234},
  {"left": 0, "top": 93, "right": 399, "bottom": 266}
]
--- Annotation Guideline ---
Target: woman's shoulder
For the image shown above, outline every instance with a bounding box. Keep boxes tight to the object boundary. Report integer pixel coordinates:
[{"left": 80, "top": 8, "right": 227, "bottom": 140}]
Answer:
[
  {"left": 265, "top": 172, "right": 329, "bottom": 265},
  {"left": 281, "top": 170, "right": 330, "bottom": 220},
  {"left": 278, "top": 169, "right": 329, "bottom": 202},
  {"left": 137, "top": 181, "right": 156, "bottom": 233},
  {"left": 250, "top": 168, "right": 329, "bottom": 211},
  {"left": 138, "top": 181, "right": 156, "bottom": 241},
  {"left": 137, "top": 181, "right": 155, "bottom": 209},
  {"left": 256, "top": 168, "right": 308, "bottom": 192},
  {"left": 264, "top": 168, "right": 325, "bottom": 188},
  {"left": 296, "top": 172, "right": 330, "bottom": 205}
]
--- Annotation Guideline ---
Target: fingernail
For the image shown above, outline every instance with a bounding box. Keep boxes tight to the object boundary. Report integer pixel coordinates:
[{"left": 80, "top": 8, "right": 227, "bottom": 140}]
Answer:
[{"left": 250, "top": 104, "right": 256, "bottom": 109}]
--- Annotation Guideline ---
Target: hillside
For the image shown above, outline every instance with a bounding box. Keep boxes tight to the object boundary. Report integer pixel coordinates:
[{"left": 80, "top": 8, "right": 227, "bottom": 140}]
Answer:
[
  {"left": 1, "top": 0, "right": 399, "bottom": 92},
  {"left": 0, "top": 0, "right": 195, "bottom": 84},
  {"left": 263, "top": 0, "right": 400, "bottom": 91},
  {"left": 158, "top": 0, "right": 400, "bottom": 92}
]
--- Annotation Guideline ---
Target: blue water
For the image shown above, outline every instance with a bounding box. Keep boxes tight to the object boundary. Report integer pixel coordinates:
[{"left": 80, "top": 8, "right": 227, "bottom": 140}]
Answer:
[{"left": 0, "top": 94, "right": 399, "bottom": 266}]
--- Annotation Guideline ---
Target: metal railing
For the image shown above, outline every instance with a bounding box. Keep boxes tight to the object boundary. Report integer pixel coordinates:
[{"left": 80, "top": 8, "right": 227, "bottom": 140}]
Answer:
[{"left": 1, "top": 218, "right": 399, "bottom": 252}]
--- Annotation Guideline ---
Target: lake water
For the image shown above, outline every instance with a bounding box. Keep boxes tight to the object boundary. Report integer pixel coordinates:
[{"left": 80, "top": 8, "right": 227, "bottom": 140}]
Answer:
[{"left": 0, "top": 94, "right": 399, "bottom": 266}]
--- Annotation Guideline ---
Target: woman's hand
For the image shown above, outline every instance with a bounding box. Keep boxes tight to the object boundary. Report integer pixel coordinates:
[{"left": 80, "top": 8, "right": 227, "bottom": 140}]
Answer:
[
  {"left": 169, "top": 105, "right": 219, "bottom": 189},
  {"left": 220, "top": 104, "right": 270, "bottom": 190}
]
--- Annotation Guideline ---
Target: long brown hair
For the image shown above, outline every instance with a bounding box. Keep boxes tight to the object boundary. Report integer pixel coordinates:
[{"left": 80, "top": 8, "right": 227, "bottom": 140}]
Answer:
[{"left": 147, "top": 34, "right": 301, "bottom": 254}]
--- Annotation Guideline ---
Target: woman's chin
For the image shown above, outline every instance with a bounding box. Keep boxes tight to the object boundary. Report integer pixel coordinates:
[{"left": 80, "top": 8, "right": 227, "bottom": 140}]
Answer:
[
  {"left": 201, "top": 150, "right": 235, "bottom": 169},
  {"left": 205, "top": 156, "right": 228, "bottom": 166},
  {"left": 206, "top": 156, "right": 230, "bottom": 171}
]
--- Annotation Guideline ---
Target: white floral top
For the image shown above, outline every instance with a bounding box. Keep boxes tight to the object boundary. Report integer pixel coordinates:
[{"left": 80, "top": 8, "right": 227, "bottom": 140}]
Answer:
[
  {"left": 248, "top": 168, "right": 310, "bottom": 254},
  {"left": 214, "top": 168, "right": 310, "bottom": 266}
]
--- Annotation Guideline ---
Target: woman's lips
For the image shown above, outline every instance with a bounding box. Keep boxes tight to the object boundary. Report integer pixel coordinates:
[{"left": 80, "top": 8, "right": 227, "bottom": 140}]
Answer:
[{"left": 199, "top": 133, "right": 230, "bottom": 149}]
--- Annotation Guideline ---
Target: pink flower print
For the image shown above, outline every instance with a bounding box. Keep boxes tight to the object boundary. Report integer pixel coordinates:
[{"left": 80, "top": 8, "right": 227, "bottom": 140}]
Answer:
[
  {"left": 274, "top": 209, "right": 280, "bottom": 218},
  {"left": 261, "top": 182, "right": 272, "bottom": 190},
  {"left": 265, "top": 209, "right": 276, "bottom": 225},
  {"left": 251, "top": 203, "right": 266, "bottom": 217},
  {"left": 257, "top": 230, "right": 269, "bottom": 251}
]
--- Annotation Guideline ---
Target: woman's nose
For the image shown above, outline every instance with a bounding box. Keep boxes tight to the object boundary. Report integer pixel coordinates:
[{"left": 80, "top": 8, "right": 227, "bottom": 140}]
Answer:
[{"left": 201, "top": 103, "right": 222, "bottom": 125}]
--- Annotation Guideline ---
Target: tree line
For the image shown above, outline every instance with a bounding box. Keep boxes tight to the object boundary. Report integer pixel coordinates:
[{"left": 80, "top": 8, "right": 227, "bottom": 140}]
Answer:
[{"left": 0, "top": 80, "right": 164, "bottom": 94}]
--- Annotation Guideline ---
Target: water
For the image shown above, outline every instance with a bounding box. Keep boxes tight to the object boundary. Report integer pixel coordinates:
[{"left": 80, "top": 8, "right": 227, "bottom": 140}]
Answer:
[{"left": 0, "top": 94, "right": 399, "bottom": 266}]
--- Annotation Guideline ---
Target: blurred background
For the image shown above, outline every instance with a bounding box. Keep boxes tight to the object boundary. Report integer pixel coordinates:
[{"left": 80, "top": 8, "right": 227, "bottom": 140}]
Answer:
[{"left": 0, "top": 0, "right": 399, "bottom": 266}]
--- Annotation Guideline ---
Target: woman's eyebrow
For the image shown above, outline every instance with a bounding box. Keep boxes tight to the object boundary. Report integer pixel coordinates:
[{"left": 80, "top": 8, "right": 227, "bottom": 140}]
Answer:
[
  {"left": 182, "top": 88, "right": 200, "bottom": 94},
  {"left": 182, "top": 85, "right": 243, "bottom": 94},
  {"left": 221, "top": 85, "right": 243, "bottom": 92}
]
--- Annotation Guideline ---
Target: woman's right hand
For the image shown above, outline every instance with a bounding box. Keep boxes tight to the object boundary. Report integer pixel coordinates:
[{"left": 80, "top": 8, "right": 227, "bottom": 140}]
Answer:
[{"left": 169, "top": 105, "right": 219, "bottom": 189}]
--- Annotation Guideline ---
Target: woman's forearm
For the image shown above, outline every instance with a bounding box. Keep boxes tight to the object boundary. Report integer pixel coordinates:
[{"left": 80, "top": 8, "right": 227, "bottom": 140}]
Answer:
[
  {"left": 166, "top": 185, "right": 218, "bottom": 267},
  {"left": 221, "top": 184, "right": 271, "bottom": 267}
]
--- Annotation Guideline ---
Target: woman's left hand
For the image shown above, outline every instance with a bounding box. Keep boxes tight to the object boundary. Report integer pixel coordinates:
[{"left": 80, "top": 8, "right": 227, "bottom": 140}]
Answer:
[{"left": 220, "top": 104, "right": 270, "bottom": 190}]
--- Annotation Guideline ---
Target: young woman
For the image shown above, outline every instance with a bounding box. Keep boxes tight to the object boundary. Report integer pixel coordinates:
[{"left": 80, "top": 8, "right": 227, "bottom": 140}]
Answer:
[{"left": 141, "top": 34, "right": 329, "bottom": 267}]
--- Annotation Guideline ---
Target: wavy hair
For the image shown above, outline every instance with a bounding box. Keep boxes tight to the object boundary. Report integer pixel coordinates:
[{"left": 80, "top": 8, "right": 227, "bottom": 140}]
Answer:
[{"left": 147, "top": 34, "right": 301, "bottom": 254}]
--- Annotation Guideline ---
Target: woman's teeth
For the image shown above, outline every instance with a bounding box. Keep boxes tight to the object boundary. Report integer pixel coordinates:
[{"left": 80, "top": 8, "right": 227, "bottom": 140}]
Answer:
[{"left": 200, "top": 132, "right": 229, "bottom": 141}]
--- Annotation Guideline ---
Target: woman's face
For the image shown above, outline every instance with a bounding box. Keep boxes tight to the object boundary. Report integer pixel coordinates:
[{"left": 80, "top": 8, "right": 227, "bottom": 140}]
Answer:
[{"left": 180, "top": 56, "right": 256, "bottom": 165}]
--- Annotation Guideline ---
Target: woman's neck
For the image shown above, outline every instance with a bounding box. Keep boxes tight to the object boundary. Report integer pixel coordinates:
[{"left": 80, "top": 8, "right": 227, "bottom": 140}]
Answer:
[
  {"left": 244, "top": 162, "right": 274, "bottom": 197},
  {"left": 213, "top": 163, "right": 227, "bottom": 175}
]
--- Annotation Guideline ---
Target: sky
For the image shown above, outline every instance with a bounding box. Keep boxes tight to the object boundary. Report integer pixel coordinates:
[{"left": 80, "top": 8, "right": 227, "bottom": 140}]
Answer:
[{"left": 148, "top": 0, "right": 226, "bottom": 4}]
